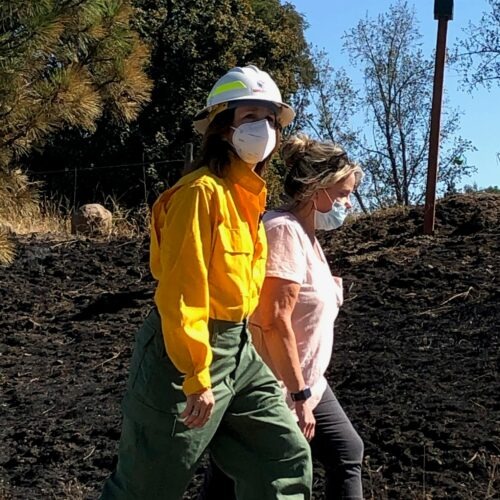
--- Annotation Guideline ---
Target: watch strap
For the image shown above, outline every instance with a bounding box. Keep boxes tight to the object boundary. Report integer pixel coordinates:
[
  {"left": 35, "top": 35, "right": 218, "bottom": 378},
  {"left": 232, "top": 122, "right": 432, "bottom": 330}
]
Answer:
[{"left": 290, "top": 387, "right": 312, "bottom": 402}]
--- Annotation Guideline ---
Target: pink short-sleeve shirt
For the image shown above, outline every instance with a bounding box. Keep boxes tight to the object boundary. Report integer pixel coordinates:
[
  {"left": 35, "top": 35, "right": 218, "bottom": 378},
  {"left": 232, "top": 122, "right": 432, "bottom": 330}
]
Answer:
[{"left": 251, "top": 211, "right": 343, "bottom": 412}]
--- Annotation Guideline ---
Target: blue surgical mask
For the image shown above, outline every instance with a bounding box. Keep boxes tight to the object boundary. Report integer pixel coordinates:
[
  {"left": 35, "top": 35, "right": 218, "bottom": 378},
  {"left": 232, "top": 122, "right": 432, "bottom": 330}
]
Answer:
[{"left": 314, "top": 193, "right": 348, "bottom": 231}]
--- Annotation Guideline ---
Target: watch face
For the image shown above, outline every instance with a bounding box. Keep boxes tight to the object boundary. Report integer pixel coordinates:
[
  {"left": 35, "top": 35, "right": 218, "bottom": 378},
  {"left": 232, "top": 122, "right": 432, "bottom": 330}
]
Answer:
[{"left": 291, "top": 387, "right": 312, "bottom": 401}]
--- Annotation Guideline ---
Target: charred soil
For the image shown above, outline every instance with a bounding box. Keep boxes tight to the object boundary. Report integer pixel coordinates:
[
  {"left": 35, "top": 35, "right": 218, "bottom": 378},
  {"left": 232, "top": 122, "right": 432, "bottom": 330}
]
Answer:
[{"left": 1, "top": 193, "right": 499, "bottom": 499}]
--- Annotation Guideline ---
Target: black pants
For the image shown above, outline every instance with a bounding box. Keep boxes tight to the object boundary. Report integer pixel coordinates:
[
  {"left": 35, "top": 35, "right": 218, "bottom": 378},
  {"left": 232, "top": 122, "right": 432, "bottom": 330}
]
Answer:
[{"left": 198, "top": 385, "right": 364, "bottom": 500}]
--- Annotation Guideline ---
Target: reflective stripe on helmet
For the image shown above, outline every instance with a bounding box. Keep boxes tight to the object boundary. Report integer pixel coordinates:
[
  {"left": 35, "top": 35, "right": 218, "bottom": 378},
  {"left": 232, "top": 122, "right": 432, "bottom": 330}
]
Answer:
[{"left": 209, "top": 80, "right": 247, "bottom": 99}]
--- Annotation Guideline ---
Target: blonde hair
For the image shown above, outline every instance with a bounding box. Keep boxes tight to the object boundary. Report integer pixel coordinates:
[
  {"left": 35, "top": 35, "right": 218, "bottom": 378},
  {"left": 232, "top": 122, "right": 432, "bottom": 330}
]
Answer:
[{"left": 281, "top": 133, "right": 363, "bottom": 201}]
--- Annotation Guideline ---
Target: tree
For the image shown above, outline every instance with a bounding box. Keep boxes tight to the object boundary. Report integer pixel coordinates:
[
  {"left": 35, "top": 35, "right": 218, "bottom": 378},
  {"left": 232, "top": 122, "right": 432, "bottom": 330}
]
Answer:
[
  {"left": 29, "top": 0, "right": 315, "bottom": 204},
  {"left": 308, "top": 1, "right": 475, "bottom": 209},
  {"left": 456, "top": 0, "right": 500, "bottom": 89},
  {"left": 298, "top": 51, "right": 359, "bottom": 149},
  {"left": 292, "top": 50, "right": 369, "bottom": 211},
  {"left": 463, "top": 183, "right": 500, "bottom": 194},
  {"left": 0, "top": 0, "right": 152, "bottom": 172}
]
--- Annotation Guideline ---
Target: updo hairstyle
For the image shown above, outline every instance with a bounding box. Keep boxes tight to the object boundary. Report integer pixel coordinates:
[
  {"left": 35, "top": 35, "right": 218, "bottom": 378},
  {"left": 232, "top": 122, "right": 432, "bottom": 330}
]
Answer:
[{"left": 281, "top": 133, "right": 363, "bottom": 202}]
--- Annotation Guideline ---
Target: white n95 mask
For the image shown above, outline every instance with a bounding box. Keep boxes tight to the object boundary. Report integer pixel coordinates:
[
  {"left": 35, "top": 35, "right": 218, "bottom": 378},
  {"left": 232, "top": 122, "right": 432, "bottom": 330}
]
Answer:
[{"left": 231, "top": 119, "right": 276, "bottom": 164}]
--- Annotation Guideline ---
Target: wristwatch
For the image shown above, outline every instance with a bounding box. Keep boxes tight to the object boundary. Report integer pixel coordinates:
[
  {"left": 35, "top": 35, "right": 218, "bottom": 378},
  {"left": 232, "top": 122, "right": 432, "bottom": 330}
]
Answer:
[{"left": 290, "top": 387, "right": 312, "bottom": 402}]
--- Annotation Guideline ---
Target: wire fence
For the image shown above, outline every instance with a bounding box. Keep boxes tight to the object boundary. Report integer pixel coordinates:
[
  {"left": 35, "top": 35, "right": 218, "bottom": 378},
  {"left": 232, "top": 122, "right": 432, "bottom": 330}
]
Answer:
[
  {"left": 29, "top": 144, "right": 195, "bottom": 209},
  {"left": 30, "top": 158, "right": 186, "bottom": 209},
  {"left": 29, "top": 158, "right": 184, "bottom": 176}
]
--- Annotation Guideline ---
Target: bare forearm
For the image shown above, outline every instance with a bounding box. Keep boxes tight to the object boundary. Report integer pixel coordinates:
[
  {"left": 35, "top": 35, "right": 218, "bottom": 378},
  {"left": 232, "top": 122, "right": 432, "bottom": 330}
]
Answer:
[{"left": 262, "top": 317, "right": 305, "bottom": 393}]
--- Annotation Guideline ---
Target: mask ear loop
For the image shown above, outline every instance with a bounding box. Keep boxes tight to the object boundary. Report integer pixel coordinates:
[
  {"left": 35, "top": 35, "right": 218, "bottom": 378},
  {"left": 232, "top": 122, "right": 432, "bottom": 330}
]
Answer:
[
  {"left": 323, "top": 189, "right": 350, "bottom": 211},
  {"left": 314, "top": 188, "right": 334, "bottom": 214},
  {"left": 323, "top": 189, "right": 335, "bottom": 206},
  {"left": 310, "top": 190, "right": 321, "bottom": 217}
]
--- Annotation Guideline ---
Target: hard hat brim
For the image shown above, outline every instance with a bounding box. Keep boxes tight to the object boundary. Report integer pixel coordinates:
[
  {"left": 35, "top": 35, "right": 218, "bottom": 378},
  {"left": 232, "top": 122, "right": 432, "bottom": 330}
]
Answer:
[{"left": 193, "top": 97, "right": 295, "bottom": 135}]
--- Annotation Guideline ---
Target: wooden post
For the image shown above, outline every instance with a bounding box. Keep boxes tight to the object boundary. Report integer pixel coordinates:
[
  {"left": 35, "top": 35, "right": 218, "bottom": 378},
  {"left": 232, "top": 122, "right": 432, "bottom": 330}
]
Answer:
[
  {"left": 73, "top": 165, "right": 78, "bottom": 210},
  {"left": 423, "top": 0, "right": 453, "bottom": 235},
  {"left": 184, "top": 143, "right": 194, "bottom": 171}
]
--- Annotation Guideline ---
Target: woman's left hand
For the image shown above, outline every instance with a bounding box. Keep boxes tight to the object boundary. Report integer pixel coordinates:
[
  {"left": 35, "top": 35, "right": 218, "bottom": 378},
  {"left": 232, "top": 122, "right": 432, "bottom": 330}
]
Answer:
[
  {"left": 295, "top": 400, "right": 316, "bottom": 441},
  {"left": 181, "top": 388, "right": 215, "bottom": 429}
]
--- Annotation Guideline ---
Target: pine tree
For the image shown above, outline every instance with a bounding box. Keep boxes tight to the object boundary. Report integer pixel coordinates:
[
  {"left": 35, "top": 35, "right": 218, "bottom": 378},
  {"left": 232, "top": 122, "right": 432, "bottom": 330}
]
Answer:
[
  {"left": 0, "top": 0, "right": 153, "bottom": 170},
  {"left": 26, "top": 0, "right": 314, "bottom": 205}
]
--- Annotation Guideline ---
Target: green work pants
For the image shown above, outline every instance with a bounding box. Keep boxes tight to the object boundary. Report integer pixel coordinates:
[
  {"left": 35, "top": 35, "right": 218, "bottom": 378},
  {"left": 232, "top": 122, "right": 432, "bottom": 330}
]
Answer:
[{"left": 100, "top": 309, "right": 312, "bottom": 499}]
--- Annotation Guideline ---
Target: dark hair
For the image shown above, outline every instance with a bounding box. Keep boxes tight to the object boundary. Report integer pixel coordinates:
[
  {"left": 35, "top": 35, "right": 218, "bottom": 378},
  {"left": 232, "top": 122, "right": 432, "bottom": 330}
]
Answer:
[
  {"left": 188, "top": 108, "right": 282, "bottom": 178},
  {"left": 189, "top": 109, "right": 235, "bottom": 177}
]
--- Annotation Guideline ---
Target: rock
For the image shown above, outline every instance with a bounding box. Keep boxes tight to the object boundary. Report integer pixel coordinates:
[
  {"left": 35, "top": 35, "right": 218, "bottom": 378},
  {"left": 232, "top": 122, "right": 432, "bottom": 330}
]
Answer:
[{"left": 71, "top": 204, "right": 112, "bottom": 236}]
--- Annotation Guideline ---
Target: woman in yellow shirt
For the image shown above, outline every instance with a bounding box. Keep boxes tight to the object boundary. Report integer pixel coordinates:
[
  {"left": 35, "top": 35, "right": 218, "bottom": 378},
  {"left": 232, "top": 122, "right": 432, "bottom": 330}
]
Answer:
[{"left": 100, "top": 66, "right": 312, "bottom": 499}]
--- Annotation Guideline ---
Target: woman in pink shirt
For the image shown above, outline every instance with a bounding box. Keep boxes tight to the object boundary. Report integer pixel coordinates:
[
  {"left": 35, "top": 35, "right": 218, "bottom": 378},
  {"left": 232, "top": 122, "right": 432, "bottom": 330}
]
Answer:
[{"left": 200, "top": 133, "right": 364, "bottom": 499}]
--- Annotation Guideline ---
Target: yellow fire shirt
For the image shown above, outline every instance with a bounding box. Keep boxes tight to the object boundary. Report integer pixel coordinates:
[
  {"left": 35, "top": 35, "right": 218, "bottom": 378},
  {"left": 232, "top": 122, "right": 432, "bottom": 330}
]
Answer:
[{"left": 150, "top": 163, "right": 267, "bottom": 395}]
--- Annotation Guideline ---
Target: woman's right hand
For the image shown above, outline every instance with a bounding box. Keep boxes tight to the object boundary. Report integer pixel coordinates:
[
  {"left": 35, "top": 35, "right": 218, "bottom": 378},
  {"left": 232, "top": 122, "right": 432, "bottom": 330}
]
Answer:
[
  {"left": 181, "top": 388, "right": 215, "bottom": 429},
  {"left": 295, "top": 400, "right": 316, "bottom": 441}
]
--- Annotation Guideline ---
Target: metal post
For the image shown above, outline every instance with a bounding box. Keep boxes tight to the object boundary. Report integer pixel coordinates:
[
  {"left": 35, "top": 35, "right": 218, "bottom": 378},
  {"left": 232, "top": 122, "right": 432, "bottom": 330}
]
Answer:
[{"left": 423, "top": 1, "right": 453, "bottom": 235}]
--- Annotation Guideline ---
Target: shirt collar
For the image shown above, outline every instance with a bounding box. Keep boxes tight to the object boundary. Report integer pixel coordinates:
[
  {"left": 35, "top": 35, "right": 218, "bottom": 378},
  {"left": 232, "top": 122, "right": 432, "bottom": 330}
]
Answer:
[{"left": 227, "top": 160, "right": 266, "bottom": 196}]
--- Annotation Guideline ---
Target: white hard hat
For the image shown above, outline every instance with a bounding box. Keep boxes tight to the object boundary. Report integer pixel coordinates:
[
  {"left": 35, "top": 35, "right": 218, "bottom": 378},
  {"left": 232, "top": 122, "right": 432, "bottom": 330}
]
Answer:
[{"left": 193, "top": 65, "right": 295, "bottom": 134}]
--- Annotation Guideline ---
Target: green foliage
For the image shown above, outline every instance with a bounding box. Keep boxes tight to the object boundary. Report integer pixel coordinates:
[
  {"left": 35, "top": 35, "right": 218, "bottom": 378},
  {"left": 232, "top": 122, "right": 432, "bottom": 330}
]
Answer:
[
  {"left": 132, "top": 0, "right": 312, "bottom": 158},
  {"left": 28, "top": 0, "right": 314, "bottom": 204},
  {"left": 264, "top": 158, "right": 288, "bottom": 209},
  {"left": 0, "top": 0, "right": 152, "bottom": 171},
  {"left": 463, "top": 183, "right": 500, "bottom": 194}
]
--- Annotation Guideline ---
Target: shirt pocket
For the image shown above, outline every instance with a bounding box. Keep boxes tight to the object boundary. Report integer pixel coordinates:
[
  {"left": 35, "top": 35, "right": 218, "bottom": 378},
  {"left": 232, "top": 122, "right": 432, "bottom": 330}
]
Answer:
[
  {"left": 218, "top": 227, "right": 253, "bottom": 255},
  {"left": 211, "top": 226, "right": 253, "bottom": 297}
]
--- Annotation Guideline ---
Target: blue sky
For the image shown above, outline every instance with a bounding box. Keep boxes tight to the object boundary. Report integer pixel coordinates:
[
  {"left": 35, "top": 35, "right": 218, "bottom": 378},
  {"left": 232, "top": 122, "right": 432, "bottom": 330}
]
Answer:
[{"left": 287, "top": 0, "right": 500, "bottom": 189}]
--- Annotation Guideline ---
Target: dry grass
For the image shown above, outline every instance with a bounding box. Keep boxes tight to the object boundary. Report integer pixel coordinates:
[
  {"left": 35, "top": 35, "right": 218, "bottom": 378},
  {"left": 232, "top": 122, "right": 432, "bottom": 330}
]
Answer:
[
  {"left": 0, "top": 169, "right": 40, "bottom": 221},
  {"left": 0, "top": 169, "right": 148, "bottom": 267},
  {"left": 485, "top": 453, "right": 499, "bottom": 499},
  {"left": 0, "top": 226, "right": 15, "bottom": 265},
  {"left": 346, "top": 244, "right": 422, "bottom": 265},
  {"left": 0, "top": 168, "right": 149, "bottom": 250},
  {"left": 57, "top": 478, "right": 89, "bottom": 500},
  {"left": 0, "top": 168, "right": 68, "bottom": 237},
  {"left": 0, "top": 168, "right": 40, "bottom": 264},
  {"left": 9, "top": 197, "right": 72, "bottom": 235},
  {"left": 346, "top": 204, "right": 411, "bottom": 225},
  {"left": 103, "top": 195, "right": 149, "bottom": 238}
]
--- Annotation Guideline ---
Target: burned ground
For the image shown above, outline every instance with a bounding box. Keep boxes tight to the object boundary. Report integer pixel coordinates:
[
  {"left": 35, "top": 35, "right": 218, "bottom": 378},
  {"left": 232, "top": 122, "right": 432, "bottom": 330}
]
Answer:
[{"left": 1, "top": 193, "right": 499, "bottom": 499}]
